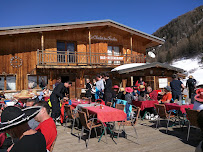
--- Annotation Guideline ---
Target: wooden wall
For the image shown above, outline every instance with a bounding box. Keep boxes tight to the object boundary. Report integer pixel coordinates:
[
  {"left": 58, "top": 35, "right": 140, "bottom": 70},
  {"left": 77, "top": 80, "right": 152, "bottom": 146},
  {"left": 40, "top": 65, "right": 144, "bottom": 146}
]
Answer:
[
  {"left": 0, "top": 26, "right": 147, "bottom": 91},
  {"left": 0, "top": 33, "right": 41, "bottom": 90}
]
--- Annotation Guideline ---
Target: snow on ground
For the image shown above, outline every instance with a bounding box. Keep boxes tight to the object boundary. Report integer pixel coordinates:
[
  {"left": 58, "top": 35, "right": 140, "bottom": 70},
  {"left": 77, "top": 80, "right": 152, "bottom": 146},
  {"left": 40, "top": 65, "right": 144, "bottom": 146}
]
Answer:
[{"left": 171, "top": 57, "right": 203, "bottom": 86}]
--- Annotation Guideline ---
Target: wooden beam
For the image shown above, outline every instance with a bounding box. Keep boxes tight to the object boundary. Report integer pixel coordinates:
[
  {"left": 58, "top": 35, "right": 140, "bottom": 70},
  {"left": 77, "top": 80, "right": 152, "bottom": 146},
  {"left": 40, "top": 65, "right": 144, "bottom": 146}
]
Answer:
[
  {"left": 37, "top": 65, "right": 115, "bottom": 69},
  {"left": 88, "top": 29, "right": 91, "bottom": 65},
  {"left": 130, "top": 35, "right": 133, "bottom": 55}
]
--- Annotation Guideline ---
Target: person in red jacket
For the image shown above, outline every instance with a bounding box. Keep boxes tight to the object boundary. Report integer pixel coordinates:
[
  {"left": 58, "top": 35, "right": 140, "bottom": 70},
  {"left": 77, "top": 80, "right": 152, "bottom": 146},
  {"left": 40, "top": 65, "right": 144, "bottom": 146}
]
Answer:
[
  {"left": 135, "top": 77, "right": 145, "bottom": 87},
  {"left": 34, "top": 101, "right": 57, "bottom": 151},
  {"left": 146, "top": 86, "right": 158, "bottom": 100}
]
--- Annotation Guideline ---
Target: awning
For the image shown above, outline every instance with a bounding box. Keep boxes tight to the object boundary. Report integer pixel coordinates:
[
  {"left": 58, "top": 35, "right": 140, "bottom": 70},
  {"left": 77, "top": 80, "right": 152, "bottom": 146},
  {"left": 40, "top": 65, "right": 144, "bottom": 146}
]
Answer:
[{"left": 111, "top": 62, "right": 185, "bottom": 74}]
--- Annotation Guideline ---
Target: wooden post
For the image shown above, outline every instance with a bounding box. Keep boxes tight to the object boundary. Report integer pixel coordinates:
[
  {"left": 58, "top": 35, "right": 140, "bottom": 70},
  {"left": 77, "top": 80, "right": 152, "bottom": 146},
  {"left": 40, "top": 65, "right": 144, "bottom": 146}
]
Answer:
[
  {"left": 130, "top": 35, "right": 133, "bottom": 54},
  {"left": 41, "top": 33, "right": 44, "bottom": 50},
  {"left": 130, "top": 35, "right": 133, "bottom": 62},
  {"left": 88, "top": 29, "right": 91, "bottom": 65},
  {"left": 131, "top": 76, "right": 133, "bottom": 86}
]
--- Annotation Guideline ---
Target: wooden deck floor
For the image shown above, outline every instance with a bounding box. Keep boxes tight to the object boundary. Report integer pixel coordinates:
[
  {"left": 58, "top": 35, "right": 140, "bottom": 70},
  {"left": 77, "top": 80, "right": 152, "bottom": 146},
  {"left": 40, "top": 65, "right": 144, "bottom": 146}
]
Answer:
[{"left": 53, "top": 119, "right": 201, "bottom": 152}]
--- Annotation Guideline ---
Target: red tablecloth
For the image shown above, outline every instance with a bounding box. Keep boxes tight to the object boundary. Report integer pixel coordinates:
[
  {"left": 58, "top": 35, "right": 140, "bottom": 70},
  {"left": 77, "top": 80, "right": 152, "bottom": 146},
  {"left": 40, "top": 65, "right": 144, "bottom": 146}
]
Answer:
[
  {"left": 71, "top": 100, "right": 89, "bottom": 108},
  {"left": 85, "top": 106, "right": 127, "bottom": 123},
  {"left": 164, "top": 103, "right": 194, "bottom": 114},
  {"left": 132, "top": 100, "right": 159, "bottom": 111},
  {"left": 0, "top": 133, "right": 6, "bottom": 147}
]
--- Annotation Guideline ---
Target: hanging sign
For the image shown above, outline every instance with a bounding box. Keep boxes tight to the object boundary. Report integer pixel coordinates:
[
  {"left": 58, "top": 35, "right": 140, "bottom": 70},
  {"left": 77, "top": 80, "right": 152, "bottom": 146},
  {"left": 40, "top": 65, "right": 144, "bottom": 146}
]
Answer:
[
  {"left": 91, "top": 35, "right": 118, "bottom": 41},
  {"left": 100, "top": 56, "right": 124, "bottom": 61}
]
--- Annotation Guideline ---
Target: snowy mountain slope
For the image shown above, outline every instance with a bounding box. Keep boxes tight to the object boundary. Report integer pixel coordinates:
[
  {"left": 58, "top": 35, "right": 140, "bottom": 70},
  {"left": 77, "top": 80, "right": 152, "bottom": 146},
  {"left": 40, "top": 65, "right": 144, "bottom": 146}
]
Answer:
[{"left": 171, "top": 57, "right": 203, "bottom": 85}]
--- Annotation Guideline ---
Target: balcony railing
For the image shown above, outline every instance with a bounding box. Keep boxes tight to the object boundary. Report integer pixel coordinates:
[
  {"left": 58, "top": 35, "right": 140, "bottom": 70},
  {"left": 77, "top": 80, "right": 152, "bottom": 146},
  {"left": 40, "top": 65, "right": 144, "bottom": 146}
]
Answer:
[{"left": 37, "top": 50, "right": 145, "bottom": 66}]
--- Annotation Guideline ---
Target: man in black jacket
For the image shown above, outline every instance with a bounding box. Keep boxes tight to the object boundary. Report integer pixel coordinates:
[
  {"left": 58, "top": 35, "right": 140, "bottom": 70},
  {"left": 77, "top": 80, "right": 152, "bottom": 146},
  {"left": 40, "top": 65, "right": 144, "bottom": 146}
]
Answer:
[
  {"left": 186, "top": 75, "right": 196, "bottom": 99},
  {"left": 50, "top": 81, "right": 72, "bottom": 121},
  {"left": 104, "top": 73, "right": 112, "bottom": 104}
]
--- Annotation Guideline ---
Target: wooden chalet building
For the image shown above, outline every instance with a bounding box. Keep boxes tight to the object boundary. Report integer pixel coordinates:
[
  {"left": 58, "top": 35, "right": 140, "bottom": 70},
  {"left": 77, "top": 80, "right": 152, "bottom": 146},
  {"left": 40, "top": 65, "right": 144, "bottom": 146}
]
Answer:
[{"left": 0, "top": 19, "right": 164, "bottom": 98}]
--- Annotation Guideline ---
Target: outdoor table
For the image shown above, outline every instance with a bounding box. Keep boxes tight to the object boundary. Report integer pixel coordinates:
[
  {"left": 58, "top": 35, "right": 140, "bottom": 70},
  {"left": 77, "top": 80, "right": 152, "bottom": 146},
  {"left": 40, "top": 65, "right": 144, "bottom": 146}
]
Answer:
[
  {"left": 76, "top": 103, "right": 97, "bottom": 110},
  {"left": 164, "top": 103, "right": 194, "bottom": 129},
  {"left": 85, "top": 105, "right": 127, "bottom": 142},
  {"left": 85, "top": 105, "right": 127, "bottom": 123},
  {"left": 164, "top": 103, "right": 194, "bottom": 114},
  {"left": 132, "top": 100, "right": 159, "bottom": 111},
  {"left": 71, "top": 100, "right": 89, "bottom": 108}
]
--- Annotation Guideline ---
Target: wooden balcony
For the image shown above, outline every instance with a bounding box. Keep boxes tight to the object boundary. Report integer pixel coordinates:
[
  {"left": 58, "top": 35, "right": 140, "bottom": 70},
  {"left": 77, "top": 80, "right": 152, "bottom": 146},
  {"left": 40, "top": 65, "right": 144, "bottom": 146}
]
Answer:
[{"left": 37, "top": 50, "right": 146, "bottom": 67}]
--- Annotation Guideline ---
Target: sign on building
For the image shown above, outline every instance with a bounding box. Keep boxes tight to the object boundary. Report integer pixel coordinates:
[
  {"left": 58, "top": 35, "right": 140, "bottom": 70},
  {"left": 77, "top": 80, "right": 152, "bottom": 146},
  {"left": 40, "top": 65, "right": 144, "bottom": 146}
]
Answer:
[{"left": 159, "top": 78, "right": 168, "bottom": 88}]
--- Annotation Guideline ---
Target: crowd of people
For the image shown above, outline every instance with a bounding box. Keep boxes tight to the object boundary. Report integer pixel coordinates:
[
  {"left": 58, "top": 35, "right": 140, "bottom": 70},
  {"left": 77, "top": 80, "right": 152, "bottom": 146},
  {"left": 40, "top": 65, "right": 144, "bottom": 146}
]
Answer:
[{"left": 0, "top": 72, "right": 200, "bottom": 152}]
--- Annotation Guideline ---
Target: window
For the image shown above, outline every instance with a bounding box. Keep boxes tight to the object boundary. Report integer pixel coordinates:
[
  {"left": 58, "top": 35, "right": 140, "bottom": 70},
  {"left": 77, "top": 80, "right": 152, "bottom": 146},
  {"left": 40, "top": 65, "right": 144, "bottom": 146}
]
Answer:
[
  {"left": 107, "top": 46, "right": 120, "bottom": 64},
  {"left": 6, "top": 76, "right": 16, "bottom": 90},
  {"left": 0, "top": 75, "right": 16, "bottom": 90},
  {"left": 57, "top": 41, "right": 76, "bottom": 63},
  {"left": 0, "top": 77, "right": 4, "bottom": 90},
  {"left": 28, "top": 75, "right": 48, "bottom": 89}
]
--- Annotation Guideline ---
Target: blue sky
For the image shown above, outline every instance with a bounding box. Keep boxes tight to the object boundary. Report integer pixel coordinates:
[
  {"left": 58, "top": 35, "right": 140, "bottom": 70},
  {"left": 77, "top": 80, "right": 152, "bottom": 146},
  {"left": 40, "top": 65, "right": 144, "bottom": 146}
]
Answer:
[{"left": 0, "top": 0, "right": 202, "bottom": 34}]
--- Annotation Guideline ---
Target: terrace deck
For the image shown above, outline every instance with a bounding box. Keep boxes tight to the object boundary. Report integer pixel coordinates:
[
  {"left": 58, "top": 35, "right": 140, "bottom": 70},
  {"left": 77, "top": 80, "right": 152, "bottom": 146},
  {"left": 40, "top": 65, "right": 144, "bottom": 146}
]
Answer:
[{"left": 53, "top": 119, "right": 201, "bottom": 152}]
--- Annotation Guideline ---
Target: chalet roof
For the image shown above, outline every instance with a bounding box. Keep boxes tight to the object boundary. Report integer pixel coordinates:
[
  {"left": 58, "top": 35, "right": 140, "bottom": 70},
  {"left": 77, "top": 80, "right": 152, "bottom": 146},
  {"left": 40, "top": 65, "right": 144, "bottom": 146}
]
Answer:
[
  {"left": 0, "top": 19, "right": 164, "bottom": 44},
  {"left": 111, "top": 62, "right": 185, "bottom": 74}
]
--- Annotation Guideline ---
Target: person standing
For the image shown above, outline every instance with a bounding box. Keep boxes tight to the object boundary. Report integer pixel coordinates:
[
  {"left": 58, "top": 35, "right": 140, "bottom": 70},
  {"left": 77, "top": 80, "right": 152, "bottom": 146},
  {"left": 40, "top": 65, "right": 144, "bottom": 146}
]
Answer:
[
  {"left": 170, "top": 74, "right": 185, "bottom": 100},
  {"left": 92, "top": 78, "right": 97, "bottom": 86},
  {"left": 135, "top": 77, "right": 145, "bottom": 87},
  {"left": 104, "top": 73, "right": 112, "bottom": 104},
  {"left": 85, "top": 79, "right": 92, "bottom": 98},
  {"left": 186, "top": 75, "right": 196, "bottom": 99},
  {"left": 50, "top": 81, "right": 72, "bottom": 121},
  {"left": 95, "top": 74, "right": 104, "bottom": 100}
]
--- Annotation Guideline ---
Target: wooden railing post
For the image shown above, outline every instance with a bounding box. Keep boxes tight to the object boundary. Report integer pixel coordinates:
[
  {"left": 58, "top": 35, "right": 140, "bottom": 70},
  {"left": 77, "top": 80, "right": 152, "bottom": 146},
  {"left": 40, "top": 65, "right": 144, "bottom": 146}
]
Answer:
[
  {"left": 37, "top": 49, "right": 39, "bottom": 65},
  {"left": 42, "top": 50, "right": 44, "bottom": 65}
]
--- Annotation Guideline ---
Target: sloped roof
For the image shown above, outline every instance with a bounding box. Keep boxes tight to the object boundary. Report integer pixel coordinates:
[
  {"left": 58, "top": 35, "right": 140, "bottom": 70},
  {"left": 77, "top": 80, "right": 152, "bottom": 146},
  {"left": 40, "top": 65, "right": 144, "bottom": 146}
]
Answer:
[
  {"left": 111, "top": 62, "right": 185, "bottom": 74},
  {"left": 0, "top": 19, "right": 164, "bottom": 44}
]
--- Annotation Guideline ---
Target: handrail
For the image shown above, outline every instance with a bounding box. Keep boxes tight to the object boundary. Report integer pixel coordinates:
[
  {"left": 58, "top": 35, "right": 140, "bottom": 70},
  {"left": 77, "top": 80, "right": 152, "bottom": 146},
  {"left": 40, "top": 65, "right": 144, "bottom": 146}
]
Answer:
[{"left": 37, "top": 50, "right": 146, "bottom": 66}]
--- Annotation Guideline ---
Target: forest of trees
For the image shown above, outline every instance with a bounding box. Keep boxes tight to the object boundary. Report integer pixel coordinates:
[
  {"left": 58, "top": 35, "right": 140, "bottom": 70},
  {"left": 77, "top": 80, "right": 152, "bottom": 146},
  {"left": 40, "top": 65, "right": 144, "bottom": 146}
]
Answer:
[{"left": 152, "top": 5, "right": 203, "bottom": 63}]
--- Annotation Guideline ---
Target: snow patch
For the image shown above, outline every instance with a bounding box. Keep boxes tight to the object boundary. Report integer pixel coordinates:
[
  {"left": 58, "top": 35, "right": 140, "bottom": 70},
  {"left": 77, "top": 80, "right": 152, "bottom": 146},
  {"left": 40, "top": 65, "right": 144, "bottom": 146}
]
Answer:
[
  {"left": 111, "top": 63, "right": 146, "bottom": 71},
  {"left": 171, "top": 57, "right": 203, "bottom": 85}
]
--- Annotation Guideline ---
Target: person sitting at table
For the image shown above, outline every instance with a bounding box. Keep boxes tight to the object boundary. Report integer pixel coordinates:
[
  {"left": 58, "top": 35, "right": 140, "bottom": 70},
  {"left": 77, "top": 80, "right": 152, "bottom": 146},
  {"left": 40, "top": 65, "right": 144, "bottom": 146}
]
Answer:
[
  {"left": 138, "top": 85, "right": 147, "bottom": 101},
  {"left": 38, "top": 87, "right": 47, "bottom": 101},
  {"left": 132, "top": 89, "right": 139, "bottom": 101},
  {"left": 158, "top": 86, "right": 172, "bottom": 103},
  {"left": 146, "top": 86, "right": 158, "bottom": 100},
  {"left": 0, "top": 106, "right": 46, "bottom": 152},
  {"left": 26, "top": 99, "right": 40, "bottom": 130},
  {"left": 0, "top": 91, "right": 5, "bottom": 99},
  {"left": 193, "top": 89, "right": 203, "bottom": 111},
  {"left": 125, "top": 87, "right": 135, "bottom": 105},
  {"left": 34, "top": 101, "right": 57, "bottom": 151},
  {"left": 112, "top": 85, "right": 119, "bottom": 104},
  {"left": 117, "top": 87, "right": 125, "bottom": 100}
]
